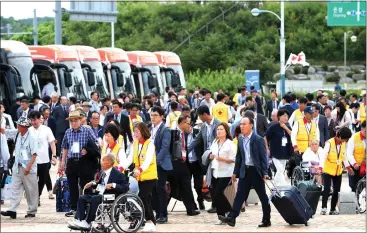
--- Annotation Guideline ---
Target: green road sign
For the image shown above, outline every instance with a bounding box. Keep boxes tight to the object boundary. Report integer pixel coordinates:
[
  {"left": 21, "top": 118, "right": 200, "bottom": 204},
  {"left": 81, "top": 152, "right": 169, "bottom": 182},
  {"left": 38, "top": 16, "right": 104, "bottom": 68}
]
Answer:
[{"left": 327, "top": 1, "right": 366, "bottom": 26}]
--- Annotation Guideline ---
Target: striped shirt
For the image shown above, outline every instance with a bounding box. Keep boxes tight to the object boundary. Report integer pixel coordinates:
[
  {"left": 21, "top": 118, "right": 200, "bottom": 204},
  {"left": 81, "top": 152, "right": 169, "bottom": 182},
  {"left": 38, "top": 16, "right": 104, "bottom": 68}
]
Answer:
[{"left": 61, "top": 125, "right": 98, "bottom": 159}]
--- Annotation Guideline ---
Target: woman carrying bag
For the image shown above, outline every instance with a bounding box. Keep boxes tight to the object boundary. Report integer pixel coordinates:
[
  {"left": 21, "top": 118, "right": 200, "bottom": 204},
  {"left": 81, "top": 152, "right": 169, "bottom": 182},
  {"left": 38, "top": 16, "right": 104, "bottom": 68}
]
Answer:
[
  {"left": 130, "top": 122, "right": 158, "bottom": 232},
  {"left": 208, "top": 123, "right": 236, "bottom": 225}
]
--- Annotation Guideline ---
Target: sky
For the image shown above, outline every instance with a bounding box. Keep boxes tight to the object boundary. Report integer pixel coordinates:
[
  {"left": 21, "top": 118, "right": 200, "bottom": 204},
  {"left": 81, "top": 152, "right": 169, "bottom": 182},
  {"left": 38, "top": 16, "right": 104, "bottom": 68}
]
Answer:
[{"left": 1, "top": 2, "right": 70, "bottom": 19}]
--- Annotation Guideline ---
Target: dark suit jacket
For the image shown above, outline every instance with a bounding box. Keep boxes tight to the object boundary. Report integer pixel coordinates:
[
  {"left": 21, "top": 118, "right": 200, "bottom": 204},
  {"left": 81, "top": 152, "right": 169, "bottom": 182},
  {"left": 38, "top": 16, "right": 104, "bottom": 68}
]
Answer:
[
  {"left": 279, "top": 104, "right": 295, "bottom": 116},
  {"left": 255, "top": 113, "right": 268, "bottom": 137},
  {"left": 50, "top": 102, "right": 60, "bottom": 113},
  {"left": 233, "top": 133, "right": 268, "bottom": 179},
  {"left": 46, "top": 116, "right": 57, "bottom": 136},
  {"left": 9, "top": 104, "right": 20, "bottom": 121},
  {"left": 188, "top": 118, "right": 221, "bottom": 154},
  {"left": 153, "top": 123, "right": 173, "bottom": 171},
  {"left": 91, "top": 168, "right": 129, "bottom": 196},
  {"left": 81, "top": 140, "right": 101, "bottom": 176},
  {"left": 52, "top": 104, "right": 70, "bottom": 135},
  {"left": 255, "top": 96, "right": 264, "bottom": 115},
  {"left": 91, "top": 125, "right": 104, "bottom": 139},
  {"left": 317, "top": 115, "right": 329, "bottom": 148},
  {"left": 185, "top": 128, "right": 205, "bottom": 173},
  {"left": 16, "top": 108, "right": 34, "bottom": 120},
  {"left": 266, "top": 100, "right": 280, "bottom": 120}
]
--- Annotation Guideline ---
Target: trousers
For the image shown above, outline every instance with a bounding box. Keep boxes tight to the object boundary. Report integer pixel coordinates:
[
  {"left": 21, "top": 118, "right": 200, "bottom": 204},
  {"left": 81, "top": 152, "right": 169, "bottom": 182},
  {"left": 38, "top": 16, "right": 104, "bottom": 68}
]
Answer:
[
  {"left": 272, "top": 158, "right": 287, "bottom": 186},
  {"left": 8, "top": 166, "right": 38, "bottom": 215}
]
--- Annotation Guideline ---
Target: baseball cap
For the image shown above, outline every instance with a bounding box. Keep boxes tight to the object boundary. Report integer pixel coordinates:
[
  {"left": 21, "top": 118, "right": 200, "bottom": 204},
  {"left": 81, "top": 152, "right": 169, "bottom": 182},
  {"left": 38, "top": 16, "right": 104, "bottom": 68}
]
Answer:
[{"left": 304, "top": 106, "right": 315, "bottom": 115}]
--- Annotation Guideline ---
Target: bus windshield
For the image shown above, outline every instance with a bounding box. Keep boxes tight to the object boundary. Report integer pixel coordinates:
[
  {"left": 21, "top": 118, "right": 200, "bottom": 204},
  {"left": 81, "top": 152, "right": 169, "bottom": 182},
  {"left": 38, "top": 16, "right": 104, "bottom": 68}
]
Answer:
[
  {"left": 84, "top": 60, "right": 109, "bottom": 99},
  {"left": 143, "top": 65, "right": 164, "bottom": 96},
  {"left": 7, "top": 56, "right": 34, "bottom": 97},
  {"left": 167, "top": 64, "right": 186, "bottom": 88},
  {"left": 60, "top": 60, "right": 88, "bottom": 101},
  {"left": 113, "top": 62, "right": 137, "bottom": 96}
]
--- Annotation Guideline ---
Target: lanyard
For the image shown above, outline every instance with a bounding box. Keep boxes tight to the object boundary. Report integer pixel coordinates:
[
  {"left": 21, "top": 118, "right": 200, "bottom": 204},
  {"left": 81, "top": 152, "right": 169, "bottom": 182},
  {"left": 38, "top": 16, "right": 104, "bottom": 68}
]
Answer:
[
  {"left": 20, "top": 132, "right": 30, "bottom": 147},
  {"left": 335, "top": 143, "right": 341, "bottom": 160},
  {"left": 216, "top": 139, "right": 227, "bottom": 157}
]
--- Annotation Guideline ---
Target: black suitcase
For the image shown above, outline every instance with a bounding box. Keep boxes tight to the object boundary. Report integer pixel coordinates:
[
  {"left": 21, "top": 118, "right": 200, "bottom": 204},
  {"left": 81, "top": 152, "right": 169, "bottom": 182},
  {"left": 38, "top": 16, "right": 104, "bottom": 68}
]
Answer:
[
  {"left": 297, "top": 179, "right": 322, "bottom": 215},
  {"left": 266, "top": 181, "right": 313, "bottom": 226}
]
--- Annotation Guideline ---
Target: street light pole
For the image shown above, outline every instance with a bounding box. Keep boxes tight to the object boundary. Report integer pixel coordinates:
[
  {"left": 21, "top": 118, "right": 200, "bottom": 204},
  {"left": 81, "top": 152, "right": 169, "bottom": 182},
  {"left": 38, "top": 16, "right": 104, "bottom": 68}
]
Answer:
[
  {"left": 344, "top": 31, "right": 357, "bottom": 81},
  {"left": 280, "top": 1, "right": 285, "bottom": 97}
]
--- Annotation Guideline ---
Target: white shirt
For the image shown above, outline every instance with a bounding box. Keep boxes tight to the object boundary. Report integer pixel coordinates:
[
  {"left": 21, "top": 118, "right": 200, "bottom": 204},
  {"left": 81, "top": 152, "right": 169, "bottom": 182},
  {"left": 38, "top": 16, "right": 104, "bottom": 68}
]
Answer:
[
  {"left": 243, "top": 132, "right": 253, "bottom": 166},
  {"left": 100, "top": 167, "right": 116, "bottom": 190},
  {"left": 151, "top": 122, "right": 163, "bottom": 141},
  {"left": 313, "top": 115, "right": 320, "bottom": 125},
  {"left": 235, "top": 105, "right": 247, "bottom": 121},
  {"left": 302, "top": 147, "right": 324, "bottom": 164},
  {"left": 1, "top": 114, "right": 15, "bottom": 130},
  {"left": 342, "top": 109, "right": 354, "bottom": 133},
  {"left": 42, "top": 82, "right": 55, "bottom": 97},
  {"left": 200, "top": 98, "right": 215, "bottom": 109},
  {"left": 291, "top": 120, "right": 320, "bottom": 148},
  {"left": 128, "top": 141, "right": 155, "bottom": 171},
  {"left": 347, "top": 133, "right": 366, "bottom": 166},
  {"left": 210, "top": 139, "right": 236, "bottom": 178},
  {"left": 34, "top": 100, "right": 45, "bottom": 112},
  {"left": 29, "top": 125, "right": 55, "bottom": 164},
  {"left": 22, "top": 108, "right": 30, "bottom": 118}
]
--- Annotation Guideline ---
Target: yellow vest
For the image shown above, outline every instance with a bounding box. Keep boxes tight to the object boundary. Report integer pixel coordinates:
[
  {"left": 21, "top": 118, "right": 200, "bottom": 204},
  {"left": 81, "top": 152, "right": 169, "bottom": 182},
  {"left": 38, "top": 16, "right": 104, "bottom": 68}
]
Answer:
[
  {"left": 353, "top": 132, "right": 366, "bottom": 165},
  {"left": 133, "top": 139, "right": 158, "bottom": 182},
  {"left": 233, "top": 137, "right": 238, "bottom": 154},
  {"left": 323, "top": 138, "right": 346, "bottom": 176},
  {"left": 233, "top": 93, "right": 240, "bottom": 105},
  {"left": 296, "top": 119, "right": 318, "bottom": 153},
  {"left": 360, "top": 103, "right": 366, "bottom": 122},
  {"left": 212, "top": 102, "right": 228, "bottom": 123},
  {"left": 101, "top": 143, "right": 122, "bottom": 167},
  {"left": 168, "top": 111, "right": 181, "bottom": 129},
  {"left": 129, "top": 115, "right": 143, "bottom": 133},
  {"left": 295, "top": 109, "right": 304, "bottom": 122}
]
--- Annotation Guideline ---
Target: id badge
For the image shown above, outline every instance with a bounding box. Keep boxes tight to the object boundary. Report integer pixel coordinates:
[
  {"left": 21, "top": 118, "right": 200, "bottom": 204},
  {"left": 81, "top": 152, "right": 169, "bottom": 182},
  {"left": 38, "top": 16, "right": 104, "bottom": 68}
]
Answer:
[
  {"left": 72, "top": 142, "right": 80, "bottom": 153},
  {"left": 281, "top": 137, "right": 287, "bottom": 147},
  {"left": 21, "top": 149, "right": 28, "bottom": 160}
]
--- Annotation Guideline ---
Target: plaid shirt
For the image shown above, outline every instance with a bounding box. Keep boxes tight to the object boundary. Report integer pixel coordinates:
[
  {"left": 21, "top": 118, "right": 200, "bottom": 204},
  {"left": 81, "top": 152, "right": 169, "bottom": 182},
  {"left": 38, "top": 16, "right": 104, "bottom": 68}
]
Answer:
[{"left": 61, "top": 125, "right": 98, "bottom": 159}]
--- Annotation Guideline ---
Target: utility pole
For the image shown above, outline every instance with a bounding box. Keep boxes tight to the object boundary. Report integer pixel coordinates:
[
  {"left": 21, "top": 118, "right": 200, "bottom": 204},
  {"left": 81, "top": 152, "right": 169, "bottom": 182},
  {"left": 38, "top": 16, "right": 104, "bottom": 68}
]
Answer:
[
  {"left": 54, "top": 1, "right": 62, "bottom": 44},
  {"left": 33, "top": 9, "right": 38, "bottom": 45}
]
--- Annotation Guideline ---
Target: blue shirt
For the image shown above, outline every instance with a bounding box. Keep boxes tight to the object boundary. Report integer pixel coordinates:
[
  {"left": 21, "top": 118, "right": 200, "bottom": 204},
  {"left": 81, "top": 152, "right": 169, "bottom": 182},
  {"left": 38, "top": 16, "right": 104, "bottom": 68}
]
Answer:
[
  {"left": 61, "top": 125, "right": 98, "bottom": 159},
  {"left": 243, "top": 132, "right": 253, "bottom": 166}
]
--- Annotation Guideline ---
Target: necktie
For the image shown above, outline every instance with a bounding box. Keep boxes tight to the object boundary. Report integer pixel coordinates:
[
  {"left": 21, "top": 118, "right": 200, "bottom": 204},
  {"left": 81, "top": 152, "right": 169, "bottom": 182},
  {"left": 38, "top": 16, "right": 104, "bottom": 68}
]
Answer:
[
  {"left": 23, "top": 111, "right": 27, "bottom": 117},
  {"left": 272, "top": 101, "right": 275, "bottom": 109},
  {"left": 100, "top": 171, "right": 106, "bottom": 185},
  {"left": 114, "top": 114, "right": 118, "bottom": 121}
]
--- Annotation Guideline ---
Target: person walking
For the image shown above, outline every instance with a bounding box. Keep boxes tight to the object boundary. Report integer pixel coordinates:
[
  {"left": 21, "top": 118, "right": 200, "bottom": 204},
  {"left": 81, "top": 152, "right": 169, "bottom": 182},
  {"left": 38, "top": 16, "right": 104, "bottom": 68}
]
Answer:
[
  {"left": 130, "top": 122, "right": 158, "bottom": 232},
  {"left": 264, "top": 109, "right": 293, "bottom": 186},
  {"left": 59, "top": 110, "right": 99, "bottom": 217},
  {"left": 208, "top": 123, "right": 236, "bottom": 225},
  {"left": 1, "top": 117, "right": 39, "bottom": 219},
  {"left": 219, "top": 117, "right": 271, "bottom": 227},
  {"left": 319, "top": 127, "right": 352, "bottom": 215}
]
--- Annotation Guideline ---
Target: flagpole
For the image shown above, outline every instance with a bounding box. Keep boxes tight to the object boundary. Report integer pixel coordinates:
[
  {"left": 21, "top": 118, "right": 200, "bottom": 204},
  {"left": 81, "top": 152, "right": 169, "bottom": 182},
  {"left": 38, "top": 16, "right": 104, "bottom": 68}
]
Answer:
[{"left": 280, "top": 1, "right": 286, "bottom": 97}]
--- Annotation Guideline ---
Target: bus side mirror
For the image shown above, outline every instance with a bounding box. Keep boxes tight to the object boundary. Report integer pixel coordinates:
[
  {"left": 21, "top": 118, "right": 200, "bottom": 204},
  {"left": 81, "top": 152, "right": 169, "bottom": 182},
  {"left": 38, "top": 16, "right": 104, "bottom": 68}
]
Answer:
[
  {"left": 87, "top": 71, "right": 95, "bottom": 86},
  {"left": 171, "top": 72, "right": 181, "bottom": 87},
  {"left": 64, "top": 72, "right": 73, "bottom": 88},
  {"left": 117, "top": 73, "right": 124, "bottom": 87},
  {"left": 148, "top": 74, "right": 156, "bottom": 89},
  {"left": 15, "top": 74, "right": 22, "bottom": 87}
]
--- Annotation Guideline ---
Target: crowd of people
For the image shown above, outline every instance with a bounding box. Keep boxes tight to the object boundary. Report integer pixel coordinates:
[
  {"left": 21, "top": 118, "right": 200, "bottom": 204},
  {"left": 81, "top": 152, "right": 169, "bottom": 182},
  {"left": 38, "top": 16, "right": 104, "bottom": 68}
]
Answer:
[{"left": 0, "top": 85, "right": 365, "bottom": 231}]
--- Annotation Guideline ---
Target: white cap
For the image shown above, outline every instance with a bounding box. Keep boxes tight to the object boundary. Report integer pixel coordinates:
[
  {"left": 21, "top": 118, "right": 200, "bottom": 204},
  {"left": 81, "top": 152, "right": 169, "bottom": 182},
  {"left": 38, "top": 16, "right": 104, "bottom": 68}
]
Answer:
[{"left": 360, "top": 90, "right": 366, "bottom": 96}]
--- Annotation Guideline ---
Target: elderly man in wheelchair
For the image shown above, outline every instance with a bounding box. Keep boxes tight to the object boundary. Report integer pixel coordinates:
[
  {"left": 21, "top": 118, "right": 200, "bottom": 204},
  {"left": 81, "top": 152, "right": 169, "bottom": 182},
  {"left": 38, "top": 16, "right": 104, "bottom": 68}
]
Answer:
[{"left": 67, "top": 153, "right": 144, "bottom": 233}]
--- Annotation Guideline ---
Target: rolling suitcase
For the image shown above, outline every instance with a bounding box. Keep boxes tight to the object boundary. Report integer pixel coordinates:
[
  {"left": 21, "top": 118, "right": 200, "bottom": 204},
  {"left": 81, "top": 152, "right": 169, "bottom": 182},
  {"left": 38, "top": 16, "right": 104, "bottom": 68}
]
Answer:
[
  {"left": 55, "top": 176, "right": 71, "bottom": 212},
  {"left": 297, "top": 178, "right": 322, "bottom": 215},
  {"left": 266, "top": 180, "right": 313, "bottom": 226}
]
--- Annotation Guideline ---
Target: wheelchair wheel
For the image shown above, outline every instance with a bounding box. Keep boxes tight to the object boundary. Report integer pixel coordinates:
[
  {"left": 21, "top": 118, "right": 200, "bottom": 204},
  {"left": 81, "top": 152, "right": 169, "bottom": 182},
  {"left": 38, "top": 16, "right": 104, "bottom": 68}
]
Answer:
[
  {"left": 291, "top": 166, "right": 304, "bottom": 187},
  {"left": 90, "top": 204, "right": 114, "bottom": 233},
  {"left": 356, "top": 177, "right": 366, "bottom": 214},
  {"left": 111, "top": 193, "right": 145, "bottom": 233}
]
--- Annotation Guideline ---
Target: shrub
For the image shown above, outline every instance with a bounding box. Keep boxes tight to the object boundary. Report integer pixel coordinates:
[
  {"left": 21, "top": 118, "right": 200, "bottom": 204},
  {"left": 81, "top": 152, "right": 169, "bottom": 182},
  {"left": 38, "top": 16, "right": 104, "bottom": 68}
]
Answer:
[
  {"left": 329, "top": 67, "right": 336, "bottom": 72},
  {"left": 301, "top": 66, "right": 309, "bottom": 75},
  {"left": 322, "top": 64, "right": 328, "bottom": 71},
  {"left": 353, "top": 68, "right": 361, "bottom": 74},
  {"left": 346, "top": 72, "right": 354, "bottom": 78},
  {"left": 293, "top": 66, "right": 301, "bottom": 74},
  {"left": 326, "top": 75, "right": 340, "bottom": 83}
]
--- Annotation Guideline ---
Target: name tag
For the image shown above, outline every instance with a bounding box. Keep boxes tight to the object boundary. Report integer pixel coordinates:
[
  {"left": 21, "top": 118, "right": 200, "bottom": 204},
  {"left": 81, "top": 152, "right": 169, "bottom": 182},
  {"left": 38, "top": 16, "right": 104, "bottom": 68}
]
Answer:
[
  {"left": 72, "top": 142, "right": 80, "bottom": 153},
  {"left": 21, "top": 149, "right": 28, "bottom": 160},
  {"left": 96, "top": 184, "right": 106, "bottom": 194},
  {"left": 281, "top": 137, "right": 287, "bottom": 147}
]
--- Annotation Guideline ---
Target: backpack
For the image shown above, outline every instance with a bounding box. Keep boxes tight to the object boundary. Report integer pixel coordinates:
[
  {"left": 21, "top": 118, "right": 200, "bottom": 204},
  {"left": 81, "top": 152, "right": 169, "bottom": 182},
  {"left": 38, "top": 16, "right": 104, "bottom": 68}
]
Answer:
[{"left": 7, "top": 132, "right": 19, "bottom": 172}]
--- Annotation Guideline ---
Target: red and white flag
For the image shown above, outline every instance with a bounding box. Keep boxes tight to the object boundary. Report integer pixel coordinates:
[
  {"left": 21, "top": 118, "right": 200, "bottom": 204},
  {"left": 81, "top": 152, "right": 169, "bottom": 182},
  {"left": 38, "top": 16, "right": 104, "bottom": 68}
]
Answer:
[{"left": 285, "top": 51, "right": 309, "bottom": 67}]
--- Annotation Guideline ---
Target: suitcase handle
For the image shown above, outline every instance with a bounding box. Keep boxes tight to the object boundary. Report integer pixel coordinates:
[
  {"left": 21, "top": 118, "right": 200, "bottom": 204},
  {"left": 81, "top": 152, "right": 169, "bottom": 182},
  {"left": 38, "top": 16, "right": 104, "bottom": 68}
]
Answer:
[{"left": 264, "top": 179, "right": 280, "bottom": 194}]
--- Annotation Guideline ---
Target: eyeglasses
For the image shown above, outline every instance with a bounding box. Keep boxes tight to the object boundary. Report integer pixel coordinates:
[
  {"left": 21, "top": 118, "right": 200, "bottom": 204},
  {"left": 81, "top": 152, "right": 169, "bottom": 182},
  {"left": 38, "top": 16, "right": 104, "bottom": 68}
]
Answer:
[{"left": 150, "top": 114, "right": 160, "bottom": 117}]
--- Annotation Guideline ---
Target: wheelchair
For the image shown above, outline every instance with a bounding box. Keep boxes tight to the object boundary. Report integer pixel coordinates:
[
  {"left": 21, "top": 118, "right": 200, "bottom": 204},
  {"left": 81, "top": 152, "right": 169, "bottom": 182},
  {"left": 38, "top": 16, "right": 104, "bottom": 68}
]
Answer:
[
  {"left": 69, "top": 192, "right": 145, "bottom": 233},
  {"left": 356, "top": 176, "right": 366, "bottom": 214},
  {"left": 291, "top": 161, "right": 318, "bottom": 187}
]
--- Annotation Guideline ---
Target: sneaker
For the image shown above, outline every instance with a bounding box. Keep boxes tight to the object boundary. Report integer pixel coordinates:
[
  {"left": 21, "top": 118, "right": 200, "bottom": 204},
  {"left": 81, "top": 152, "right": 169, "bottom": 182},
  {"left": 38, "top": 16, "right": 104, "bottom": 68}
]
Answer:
[
  {"left": 141, "top": 222, "right": 156, "bottom": 232},
  {"left": 48, "top": 191, "right": 55, "bottom": 200},
  {"left": 215, "top": 220, "right": 224, "bottom": 225},
  {"left": 65, "top": 210, "right": 76, "bottom": 217},
  {"left": 320, "top": 208, "right": 327, "bottom": 215},
  {"left": 75, "top": 220, "right": 90, "bottom": 229},
  {"left": 68, "top": 219, "right": 81, "bottom": 227},
  {"left": 329, "top": 210, "right": 339, "bottom": 215}
]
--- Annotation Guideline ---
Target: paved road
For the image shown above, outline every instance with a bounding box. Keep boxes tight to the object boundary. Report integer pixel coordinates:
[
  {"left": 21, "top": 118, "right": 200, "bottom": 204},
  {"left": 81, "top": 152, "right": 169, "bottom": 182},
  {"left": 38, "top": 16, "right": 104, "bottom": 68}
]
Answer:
[{"left": 1, "top": 166, "right": 365, "bottom": 232}]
